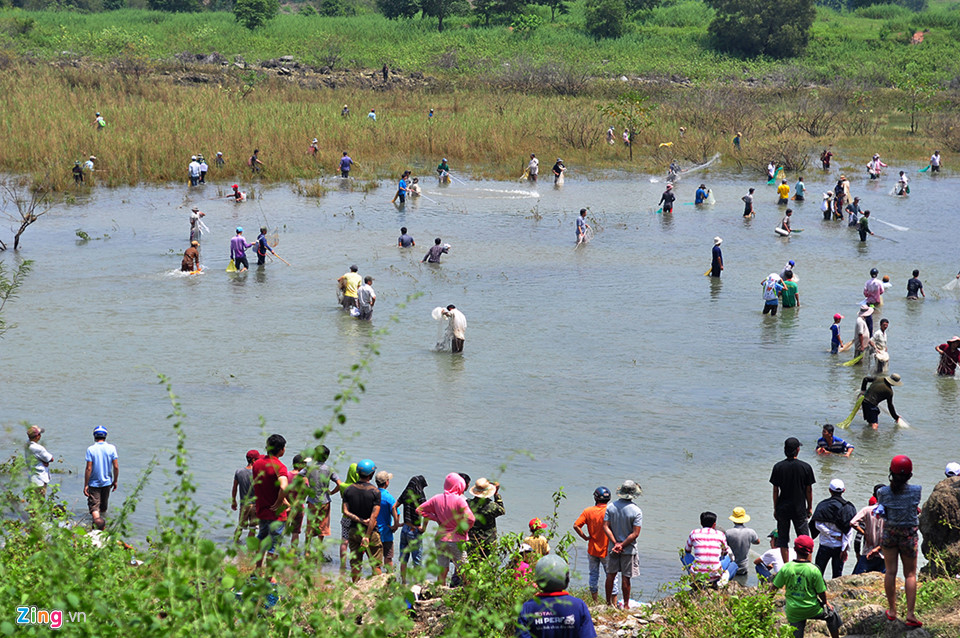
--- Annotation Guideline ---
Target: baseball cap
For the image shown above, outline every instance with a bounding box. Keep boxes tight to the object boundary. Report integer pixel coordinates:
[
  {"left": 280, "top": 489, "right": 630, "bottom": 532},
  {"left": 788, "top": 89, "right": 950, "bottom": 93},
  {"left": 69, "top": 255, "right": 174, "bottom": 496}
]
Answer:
[
  {"left": 834, "top": 313, "right": 844, "bottom": 320},
  {"left": 236, "top": 226, "right": 243, "bottom": 233},
  {"left": 93, "top": 426, "right": 108, "bottom": 437},
  {"left": 528, "top": 518, "right": 547, "bottom": 531},
  {"left": 26, "top": 425, "right": 44, "bottom": 438},
  {"left": 829, "top": 479, "right": 845, "bottom": 493},
  {"left": 245, "top": 449, "right": 260, "bottom": 462},
  {"left": 945, "top": 462, "right": 960, "bottom": 477},
  {"left": 767, "top": 530, "right": 778, "bottom": 539},
  {"left": 794, "top": 535, "right": 814, "bottom": 553}
]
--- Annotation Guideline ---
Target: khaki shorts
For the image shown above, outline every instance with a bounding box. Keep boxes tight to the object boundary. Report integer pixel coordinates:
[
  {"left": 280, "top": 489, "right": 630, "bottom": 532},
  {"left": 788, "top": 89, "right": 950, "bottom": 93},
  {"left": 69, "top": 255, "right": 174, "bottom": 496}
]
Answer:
[
  {"left": 308, "top": 503, "right": 331, "bottom": 537},
  {"left": 87, "top": 486, "right": 112, "bottom": 514},
  {"left": 436, "top": 540, "right": 466, "bottom": 569},
  {"left": 606, "top": 551, "right": 640, "bottom": 577},
  {"left": 238, "top": 503, "right": 258, "bottom": 529},
  {"left": 348, "top": 528, "right": 383, "bottom": 569}
]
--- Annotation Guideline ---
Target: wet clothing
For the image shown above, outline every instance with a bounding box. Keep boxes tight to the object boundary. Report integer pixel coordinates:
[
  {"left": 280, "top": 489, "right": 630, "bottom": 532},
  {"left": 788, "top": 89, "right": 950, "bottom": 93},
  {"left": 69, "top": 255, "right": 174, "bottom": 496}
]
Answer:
[
  {"left": 816, "top": 436, "right": 853, "bottom": 455},
  {"left": 846, "top": 202, "right": 861, "bottom": 227},
  {"left": 658, "top": 190, "right": 676, "bottom": 212},
  {"left": 181, "top": 246, "right": 200, "bottom": 272},
  {"left": 858, "top": 216, "right": 870, "bottom": 241},
  {"left": 860, "top": 376, "right": 899, "bottom": 421},
  {"left": 256, "top": 233, "right": 274, "bottom": 265},
  {"left": 830, "top": 324, "right": 842, "bottom": 354},
  {"left": 937, "top": 344, "right": 959, "bottom": 376},
  {"left": 711, "top": 245, "right": 722, "bottom": 277},
  {"left": 906, "top": 277, "right": 923, "bottom": 299},
  {"left": 339, "top": 155, "right": 353, "bottom": 177},
  {"left": 695, "top": 187, "right": 707, "bottom": 205},
  {"left": 398, "top": 233, "right": 415, "bottom": 248},
  {"left": 423, "top": 244, "right": 448, "bottom": 263},
  {"left": 742, "top": 193, "right": 753, "bottom": 216},
  {"left": 781, "top": 280, "right": 798, "bottom": 308}
]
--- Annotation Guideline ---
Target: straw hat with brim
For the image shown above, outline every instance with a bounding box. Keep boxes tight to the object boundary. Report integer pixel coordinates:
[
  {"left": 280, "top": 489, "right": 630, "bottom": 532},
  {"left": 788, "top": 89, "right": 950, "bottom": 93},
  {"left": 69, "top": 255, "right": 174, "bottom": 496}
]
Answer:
[
  {"left": 729, "top": 507, "right": 750, "bottom": 524},
  {"left": 948, "top": 336, "right": 960, "bottom": 344},
  {"left": 617, "top": 480, "right": 642, "bottom": 500},
  {"left": 859, "top": 305, "right": 874, "bottom": 317},
  {"left": 885, "top": 374, "right": 902, "bottom": 386},
  {"left": 469, "top": 477, "right": 496, "bottom": 499}
]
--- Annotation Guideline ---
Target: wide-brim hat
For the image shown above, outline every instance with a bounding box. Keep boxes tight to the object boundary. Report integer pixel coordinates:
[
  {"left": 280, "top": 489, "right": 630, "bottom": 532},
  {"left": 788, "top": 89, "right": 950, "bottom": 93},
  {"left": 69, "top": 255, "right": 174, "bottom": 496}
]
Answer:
[
  {"left": 859, "top": 304, "right": 874, "bottom": 317},
  {"left": 713, "top": 237, "right": 722, "bottom": 246},
  {"left": 947, "top": 336, "right": 960, "bottom": 344},
  {"left": 470, "top": 477, "right": 496, "bottom": 499},
  {"left": 617, "top": 480, "right": 642, "bottom": 500},
  {"left": 729, "top": 507, "right": 750, "bottom": 524},
  {"left": 885, "top": 374, "right": 902, "bottom": 386}
]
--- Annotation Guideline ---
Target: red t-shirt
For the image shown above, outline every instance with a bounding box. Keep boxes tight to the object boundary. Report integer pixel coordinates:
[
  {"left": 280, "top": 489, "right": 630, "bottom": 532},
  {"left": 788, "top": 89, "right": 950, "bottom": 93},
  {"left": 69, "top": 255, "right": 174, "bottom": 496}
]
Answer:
[{"left": 252, "top": 456, "right": 288, "bottom": 522}]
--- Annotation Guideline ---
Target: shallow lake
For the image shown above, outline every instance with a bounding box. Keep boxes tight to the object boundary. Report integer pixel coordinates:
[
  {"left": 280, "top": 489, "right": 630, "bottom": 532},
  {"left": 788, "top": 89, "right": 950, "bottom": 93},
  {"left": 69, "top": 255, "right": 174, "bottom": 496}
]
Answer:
[{"left": 2, "top": 162, "right": 958, "bottom": 598}]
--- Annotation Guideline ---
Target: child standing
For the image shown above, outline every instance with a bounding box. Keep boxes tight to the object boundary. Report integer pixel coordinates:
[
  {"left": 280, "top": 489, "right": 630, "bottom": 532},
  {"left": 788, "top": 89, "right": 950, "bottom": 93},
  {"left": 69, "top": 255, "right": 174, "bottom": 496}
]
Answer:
[
  {"left": 877, "top": 455, "right": 923, "bottom": 628},
  {"left": 830, "top": 314, "right": 845, "bottom": 354},
  {"left": 524, "top": 518, "right": 551, "bottom": 559}
]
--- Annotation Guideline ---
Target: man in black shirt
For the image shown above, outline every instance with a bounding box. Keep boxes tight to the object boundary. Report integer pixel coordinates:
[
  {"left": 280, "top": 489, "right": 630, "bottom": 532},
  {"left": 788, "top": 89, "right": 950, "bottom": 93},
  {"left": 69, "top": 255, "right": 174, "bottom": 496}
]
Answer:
[
  {"left": 342, "top": 459, "right": 382, "bottom": 582},
  {"left": 658, "top": 184, "right": 676, "bottom": 214},
  {"left": 770, "top": 437, "right": 816, "bottom": 564}
]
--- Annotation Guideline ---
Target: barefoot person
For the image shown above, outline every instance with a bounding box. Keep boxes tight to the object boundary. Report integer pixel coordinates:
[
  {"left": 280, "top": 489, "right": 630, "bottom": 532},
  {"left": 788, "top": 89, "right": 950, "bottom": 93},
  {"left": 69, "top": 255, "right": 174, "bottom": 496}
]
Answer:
[
  {"left": 878, "top": 455, "right": 923, "bottom": 628},
  {"left": 181, "top": 241, "right": 200, "bottom": 272},
  {"left": 859, "top": 374, "right": 904, "bottom": 430},
  {"left": 935, "top": 336, "right": 960, "bottom": 376}
]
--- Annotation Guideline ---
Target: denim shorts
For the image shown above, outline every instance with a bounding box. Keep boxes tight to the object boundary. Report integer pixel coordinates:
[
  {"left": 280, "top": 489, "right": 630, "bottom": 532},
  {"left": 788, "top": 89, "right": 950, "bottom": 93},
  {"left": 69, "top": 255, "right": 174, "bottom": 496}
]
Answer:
[{"left": 257, "top": 519, "right": 285, "bottom": 555}]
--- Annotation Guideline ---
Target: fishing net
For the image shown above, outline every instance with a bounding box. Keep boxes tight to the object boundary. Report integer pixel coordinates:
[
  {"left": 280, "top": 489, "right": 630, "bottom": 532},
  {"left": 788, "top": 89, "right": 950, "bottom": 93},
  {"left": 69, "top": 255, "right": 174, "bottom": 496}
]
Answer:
[
  {"left": 269, "top": 227, "right": 279, "bottom": 247},
  {"left": 681, "top": 154, "right": 721, "bottom": 179},
  {"left": 943, "top": 278, "right": 960, "bottom": 293},
  {"left": 433, "top": 307, "right": 451, "bottom": 351},
  {"left": 706, "top": 190, "right": 716, "bottom": 205}
]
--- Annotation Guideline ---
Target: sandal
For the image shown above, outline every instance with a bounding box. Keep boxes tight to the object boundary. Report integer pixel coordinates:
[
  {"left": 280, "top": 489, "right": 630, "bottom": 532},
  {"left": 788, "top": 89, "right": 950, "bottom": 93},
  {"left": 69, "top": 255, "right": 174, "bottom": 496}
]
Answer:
[
  {"left": 905, "top": 619, "right": 923, "bottom": 628},
  {"left": 884, "top": 610, "right": 896, "bottom": 621}
]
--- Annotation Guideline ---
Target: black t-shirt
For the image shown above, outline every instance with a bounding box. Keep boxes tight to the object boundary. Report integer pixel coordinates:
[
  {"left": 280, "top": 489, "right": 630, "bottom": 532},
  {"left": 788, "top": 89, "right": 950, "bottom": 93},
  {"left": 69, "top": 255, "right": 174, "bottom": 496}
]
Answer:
[
  {"left": 342, "top": 483, "right": 380, "bottom": 524},
  {"left": 660, "top": 191, "right": 676, "bottom": 206},
  {"left": 907, "top": 278, "right": 922, "bottom": 297},
  {"left": 769, "top": 457, "right": 816, "bottom": 516}
]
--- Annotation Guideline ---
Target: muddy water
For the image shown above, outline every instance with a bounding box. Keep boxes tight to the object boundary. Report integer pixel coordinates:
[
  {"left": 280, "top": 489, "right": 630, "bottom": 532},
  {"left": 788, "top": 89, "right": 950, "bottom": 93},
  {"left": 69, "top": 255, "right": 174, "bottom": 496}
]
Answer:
[{"left": 2, "top": 165, "right": 958, "bottom": 597}]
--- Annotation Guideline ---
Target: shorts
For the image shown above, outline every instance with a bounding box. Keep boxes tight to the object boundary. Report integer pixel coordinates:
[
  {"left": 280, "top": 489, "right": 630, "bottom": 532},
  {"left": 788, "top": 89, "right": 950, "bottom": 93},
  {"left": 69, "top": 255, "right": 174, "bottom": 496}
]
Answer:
[
  {"left": 399, "top": 525, "right": 423, "bottom": 566},
  {"left": 348, "top": 529, "right": 384, "bottom": 568},
  {"left": 789, "top": 606, "right": 842, "bottom": 638},
  {"left": 882, "top": 525, "right": 918, "bottom": 557},
  {"left": 605, "top": 551, "right": 640, "bottom": 577},
  {"left": 87, "top": 486, "right": 112, "bottom": 514},
  {"left": 932, "top": 165, "right": 940, "bottom": 173},
  {"left": 257, "top": 519, "right": 286, "bottom": 555},
  {"left": 862, "top": 401, "right": 881, "bottom": 424},
  {"left": 341, "top": 296, "right": 357, "bottom": 312},
  {"left": 234, "top": 256, "right": 249, "bottom": 270},
  {"left": 382, "top": 541, "right": 395, "bottom": 563},
  {"left": 794, "top": 196, "right": 804, "bottom": 201},
  {"left": 239, "top": 503, "right": 258, "bottom": 529},
  {"left": 289, "top": 511, "right": 304, "bottom": 535},
  {"left": 340, "top": 516, "right": 352, "bottom": 541},
  {"left": 452, "top": 337, "right": 464, "bottom": 353},
  {"left": 307, "top": 503, "right": 331, "bottom": 537},
  {"left": 662, "top": 205, "right": 673, "bottom": 213},
  {"left": 436, "top": 540, "right": 466, "bottom": 569},
  {"left": 778, "top": 198, "right": 788, "bottom": 205},
  {"left": 775, "top": 511, "right": 810, "bottom": 548},
  {"left": 763, "top": 302, "right": 778, "bottom": 316}
]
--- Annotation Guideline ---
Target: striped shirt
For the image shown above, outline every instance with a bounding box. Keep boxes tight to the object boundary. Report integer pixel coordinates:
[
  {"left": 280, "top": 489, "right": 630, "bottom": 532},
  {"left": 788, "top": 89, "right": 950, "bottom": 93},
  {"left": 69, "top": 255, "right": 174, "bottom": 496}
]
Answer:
[{"left": 685, "top": 527, "right": 729, "bottom": 574}]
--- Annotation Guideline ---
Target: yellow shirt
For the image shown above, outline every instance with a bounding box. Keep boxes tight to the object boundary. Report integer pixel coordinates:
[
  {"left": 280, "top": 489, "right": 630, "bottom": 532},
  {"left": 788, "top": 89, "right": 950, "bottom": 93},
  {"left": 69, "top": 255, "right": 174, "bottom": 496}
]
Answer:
[
  {"left": 524, "top": 535, "right": 550, "bottom": 557},
  {"left": 340, "top": 272, "right": 361, "bottom": 298},
  {"left": 777, "top": 183, "right": 790, "bottom": 199}
]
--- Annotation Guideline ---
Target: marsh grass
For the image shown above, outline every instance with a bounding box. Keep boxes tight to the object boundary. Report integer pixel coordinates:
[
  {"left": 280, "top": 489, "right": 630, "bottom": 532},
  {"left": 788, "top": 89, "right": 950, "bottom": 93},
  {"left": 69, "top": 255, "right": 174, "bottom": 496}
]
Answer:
[{"left": 0, "top": 60, "right": 953, "bottom": 190}]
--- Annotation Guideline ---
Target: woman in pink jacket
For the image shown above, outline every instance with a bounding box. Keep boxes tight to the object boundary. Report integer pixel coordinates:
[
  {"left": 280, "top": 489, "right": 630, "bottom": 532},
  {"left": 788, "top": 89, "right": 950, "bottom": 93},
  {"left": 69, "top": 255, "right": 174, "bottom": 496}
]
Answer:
[{"left": 418, "top": 473, "right": 476, "bottom": 585}]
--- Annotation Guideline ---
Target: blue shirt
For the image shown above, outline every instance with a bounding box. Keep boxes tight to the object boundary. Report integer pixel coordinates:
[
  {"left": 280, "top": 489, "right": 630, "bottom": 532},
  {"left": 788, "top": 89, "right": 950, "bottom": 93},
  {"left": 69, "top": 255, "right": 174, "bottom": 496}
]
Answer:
[
  {"left": 816, "top": 435, "right": 852, "bottom": 454},
  {"left": 712, "top": 245, "right": 722, "bottom": 267},
  {"left": 399, "top": 234, "right": 414, "bottom": 248},
  {"left": 397, "top": 178, "right": 407, "bottom": 195},
  {"left": 85, "top": 441, "right": 118, "bottom": 488},
  {"left": 830, "top": 324, "right": 841, "bottom": 347},
  {"left": 695, "top": 188, "right": 707, "bottom": 204},
  {"left": 795, "top": 181, "right": 805, "bottom": 197},
  {"left": 576, "top": 217, "right": 587, "bottom": 236},
  {"left": 340, "top": 156, "right": 353, "bottom": 172},
  {"left": 878, "top": 484, "right": 921, "bottom": 528},
  {"left": 377, "top": 488, "right": 397, "bottom": 542},
  {"left": 517, "top": 593, "right": 596, "bottom": 638}
]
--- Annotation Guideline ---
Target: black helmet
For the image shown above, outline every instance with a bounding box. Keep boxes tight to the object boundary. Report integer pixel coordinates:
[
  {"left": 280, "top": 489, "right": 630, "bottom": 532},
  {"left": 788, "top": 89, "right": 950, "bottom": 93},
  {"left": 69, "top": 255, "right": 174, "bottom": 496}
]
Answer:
[
  {"left": 593, "top": 486, "right": 611, "bottom": 503},
  {"left": 870, "top": 268, "right": 879, "bottom": 277}
]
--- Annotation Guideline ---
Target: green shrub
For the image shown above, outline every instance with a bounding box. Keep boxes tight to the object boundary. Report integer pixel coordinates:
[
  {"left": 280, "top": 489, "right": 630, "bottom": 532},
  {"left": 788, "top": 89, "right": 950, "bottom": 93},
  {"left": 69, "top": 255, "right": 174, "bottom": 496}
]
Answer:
[
  {"left": 853, "top": 3, "right": 910, "bottom": 19},
  {"left": 647, "top": 1, "right": 712, "bottom": 27},
  {"left": 707, "top": 0, "right": 816, "bottom": 58},
  {"left": 234, "top": 0, "right": 279, "bottom": 29},
  {"left": 584, "top": 0, "right": 628, "bottom": 39}
]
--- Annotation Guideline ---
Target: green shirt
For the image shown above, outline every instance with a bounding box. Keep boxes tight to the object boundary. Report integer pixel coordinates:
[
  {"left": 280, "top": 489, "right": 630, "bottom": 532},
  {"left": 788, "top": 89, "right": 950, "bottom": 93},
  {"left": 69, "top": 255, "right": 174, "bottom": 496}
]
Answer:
[
  {"left": 782, "top": 281, "right": 798, "bottom": 308},
  {"left": 773, "top": 560, "right": 826, "bottom": 623},
  {"left": 859, "top": 216, "right": 870, "bottom": 233}
]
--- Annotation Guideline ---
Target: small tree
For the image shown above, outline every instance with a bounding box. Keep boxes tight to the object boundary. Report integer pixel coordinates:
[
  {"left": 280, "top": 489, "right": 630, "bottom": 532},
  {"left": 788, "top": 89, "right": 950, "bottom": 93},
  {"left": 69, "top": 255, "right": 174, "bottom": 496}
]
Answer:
[
  {"left": 0, "top": 177, "right": 58, "bottom": 251},
  {"left": 895, "top": 63, "right": 939, "bottom": 135},
  {"left": 706, "top": 0, "right": 815, "bottom": 58},
  {"left": 234, "top": 0, "right": 280, "bottom": 30},
  {"left": 599, "top": 90, "right": 652, "bottom": 161},
  {"left": 377, "top": 0, "right": 419, "bottom": 19},
  {"left": 584, "top": 0, "right": 628, "bottom": 39},
  {"left": 421, "top": 0, "right": 469, "bottom": 31},
  {"left": 0, "top": 259, "right": 31, "bottom": 339},
  {"left": 535, "top": 0, "right": 569, "bottom": 21}
]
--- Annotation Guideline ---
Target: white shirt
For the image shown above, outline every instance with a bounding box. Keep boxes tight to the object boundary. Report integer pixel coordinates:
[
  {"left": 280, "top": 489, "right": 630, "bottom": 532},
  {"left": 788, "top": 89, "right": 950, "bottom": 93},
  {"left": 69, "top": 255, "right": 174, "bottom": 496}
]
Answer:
[
  {"left": 26, "top": 441, "right": 53, "bottom": 486},
  {"left": 199, "top": 161, "right": 208, "bottom": 172},
  {"left": 83, "top": 160, "right": 94, "bottom": 171},
  {"left": 814, "top": 520, "right": 855, "bottom": 550},
  {"left": 931, "top": 153, "right": 941, "bottom": 167},
  {"left": 528, "top": 158, "right": 539, "bottom": 175},
  {"left": 759, "top": 547, "right": 794, "bottom": 575},
  {"left": 188, "top": 161, "right": 201, "bottom": 177},
  {"left": 446, "top": 308, "right": 467, "bottom": 339},
  {"left": 357, "top": 283, "right": 376, "bottom": 309}
]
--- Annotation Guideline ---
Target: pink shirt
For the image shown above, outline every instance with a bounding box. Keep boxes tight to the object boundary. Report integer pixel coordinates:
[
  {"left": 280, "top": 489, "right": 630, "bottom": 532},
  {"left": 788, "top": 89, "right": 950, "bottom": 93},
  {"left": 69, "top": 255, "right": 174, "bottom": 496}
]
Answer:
[
  {"left": 417, "top": 473, "right": 476, "bottom": 542},
  {"left": 685, "top": 527, "right": 729, "bottom": 575}
]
